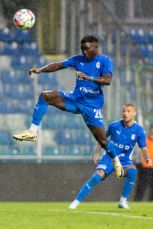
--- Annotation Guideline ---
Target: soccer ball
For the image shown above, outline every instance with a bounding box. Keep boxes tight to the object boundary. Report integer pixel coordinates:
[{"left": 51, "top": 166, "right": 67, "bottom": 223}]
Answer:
[{"left": 13, "top": 9, "right": 35, "bottom": 30}]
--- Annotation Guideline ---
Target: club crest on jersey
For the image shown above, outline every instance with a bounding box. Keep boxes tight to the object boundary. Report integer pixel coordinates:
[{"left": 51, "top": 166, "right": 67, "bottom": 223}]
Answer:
[
  {"left": 96, "top": 61, "right": 100, "bottom": 69},
  {"left": 131, "top": 134, "right": 136, "bottom": 140}
]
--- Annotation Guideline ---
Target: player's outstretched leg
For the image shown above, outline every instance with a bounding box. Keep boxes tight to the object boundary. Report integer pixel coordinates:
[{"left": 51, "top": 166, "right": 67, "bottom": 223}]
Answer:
[
  {"left": 69, "top": 172, "right": 103, "bottom": 209},
  {"left": 13, "top": 95, "right": 48, "bottom": 142},
  {"left": 118, "top": 167, "right": 137, "bottom": 209}
]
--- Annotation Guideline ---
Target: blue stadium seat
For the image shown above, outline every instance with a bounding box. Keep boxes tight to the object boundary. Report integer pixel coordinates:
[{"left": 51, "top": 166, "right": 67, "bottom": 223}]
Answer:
[
  {"left": 4, "top": 83, "right": 34, "bottom": 99},
  {"left": 140, "top": 45, "right": 149, "bottom": 57},
  {"left": 0, "top": 129, "right": 12, "bottom": 145},
  {"left": 0, "top": 145, "right": 13, "bottom": 155},
  {"left": 130, "top": 29, "right": 148, "bottom": 44},
  {"left": 11, "top": 56, "right": 33, "bottom": 69},
  {"left": 148, "top": 30, "right": 153, "bottom": 43},
  {"left": 43, "top": 146, "right": 60, "bottom": 155},
  {"left": 14, "top": 29, "right": 32, "bottom": 42},
  {"left": 54, "top": 130, "right": 73, "bottom": 145},
  {"left": 2, "top": 42, "right": 20, "bottom": 56},
  {"left": 22, "top": 42, "right": 40, "bottom": 56},
  {"left": 0, "top": 100, "right": 16, "bottom": 113},
  {"left": 17, "top": 145, "right": 36, "bottom": 155},
  {"left": 36, "top": 56, "right": 48, "bottom": 65},
  {"left": 147, "top": 44, "right": 153, "bottom": 58},
  {"left": 1, "top": 70, "right": 19, "bottom": 84},
  {"left": 1, "top": 70, "right": 32, "bottom": 85},
  {"left": 17, "top": 99, "right": 34, "bottom": 114},
  {"left": 0, "top": 28, "right": 14, "bottom": 42},
  {"left": 38, "top": 72, "right": 58, "bottom": 85}
]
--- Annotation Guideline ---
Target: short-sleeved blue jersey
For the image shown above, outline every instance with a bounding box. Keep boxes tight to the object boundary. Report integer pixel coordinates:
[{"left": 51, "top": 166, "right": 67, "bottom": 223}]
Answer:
[
  {"left": 106, "top": 120, "right": 146, "bottom": 163},
  {"left": 62, "top": 54, "right": 113, "bottom": 108}
]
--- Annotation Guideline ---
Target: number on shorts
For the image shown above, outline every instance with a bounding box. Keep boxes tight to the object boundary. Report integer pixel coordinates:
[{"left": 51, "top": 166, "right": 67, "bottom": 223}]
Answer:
[{"left": 94, "top": 109, "right": 102, "bottom": 118}]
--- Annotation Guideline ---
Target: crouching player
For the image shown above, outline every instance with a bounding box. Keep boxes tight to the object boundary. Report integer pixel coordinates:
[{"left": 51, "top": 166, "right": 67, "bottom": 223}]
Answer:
[{"left": 69, "top": 103, "right": 152, "bottom": 209}]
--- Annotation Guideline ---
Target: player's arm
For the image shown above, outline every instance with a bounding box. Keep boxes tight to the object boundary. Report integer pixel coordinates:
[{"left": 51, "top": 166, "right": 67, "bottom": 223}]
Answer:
[
  {"left": 29, "top": 62, "right": 64, "bottom": 75},
  {"left": 76, "top": 72, "right": 112, "bottom": 85},
  {"left": 140, "top": 147, "right": 152, "bottom": 166},
  {"left": 91, "top": 74, "right": 112, "bottom": 85}
]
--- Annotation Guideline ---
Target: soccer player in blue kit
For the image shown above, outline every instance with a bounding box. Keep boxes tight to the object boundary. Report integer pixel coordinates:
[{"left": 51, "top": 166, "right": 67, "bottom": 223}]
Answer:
[
  {"left": 13, "top": 35, "right": 123, "bottom": 178},
  {"left": 69, "top": 103, "right": 152, "bottom": 209}
]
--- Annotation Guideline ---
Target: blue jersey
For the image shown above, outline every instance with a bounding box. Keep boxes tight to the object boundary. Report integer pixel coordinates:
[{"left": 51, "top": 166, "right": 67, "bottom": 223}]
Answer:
[
  {"left": 96, "top": 119, "right": 146, "bottom": 174},
  {"left": 62, "top": 54, "right": 113, "bottom": 109},
  {"left": 106, "top": 120, "right": 146, "bottom": 164}
]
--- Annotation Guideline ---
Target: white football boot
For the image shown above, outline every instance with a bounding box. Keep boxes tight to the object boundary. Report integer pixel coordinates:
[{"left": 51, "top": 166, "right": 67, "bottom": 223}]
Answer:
[
  {"left": 118, "top": 201, "right": 130, "bottom": 209},
  {"left": 13, "top": 129, "right": 37, "bottom": 142},
  {"left": 69, "top": 200, "right": 80, "bottom": 209}
]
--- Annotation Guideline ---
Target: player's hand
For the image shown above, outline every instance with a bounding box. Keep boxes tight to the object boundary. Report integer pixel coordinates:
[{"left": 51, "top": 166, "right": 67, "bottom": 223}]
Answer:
[
  {"left": 92, "top": 144, "right": 101, "bottom": 165},
  {"left": 92, "top": 153, "right": 99, "bottom": 165},
  {"left": 145, "top": 158, "right": 152, "bottom": 167},
  {"left": 76, "top": 71, "right": 89, "bottom": 80},
  {"left": 29, "top": 68, "right": 41, "bottom": 76}
]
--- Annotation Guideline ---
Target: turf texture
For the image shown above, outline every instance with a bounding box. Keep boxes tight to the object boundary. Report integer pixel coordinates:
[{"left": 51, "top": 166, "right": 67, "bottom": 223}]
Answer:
[{"left": 0, "top": 202, "right": 153, "bottom": 229}]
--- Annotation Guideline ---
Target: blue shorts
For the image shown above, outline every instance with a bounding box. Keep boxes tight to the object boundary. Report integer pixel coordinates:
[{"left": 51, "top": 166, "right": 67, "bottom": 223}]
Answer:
[
  {"left": 60, "top": 91, "right": 104, "bottom": 127},
  {"left": 96, "top": 153, "right": 134, "bottom": 177}
]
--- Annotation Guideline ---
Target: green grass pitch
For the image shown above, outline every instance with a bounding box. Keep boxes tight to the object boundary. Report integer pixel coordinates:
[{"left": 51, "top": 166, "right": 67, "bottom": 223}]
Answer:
[{"left": 0, "top": 202, "right": 153, "bottom": 229}]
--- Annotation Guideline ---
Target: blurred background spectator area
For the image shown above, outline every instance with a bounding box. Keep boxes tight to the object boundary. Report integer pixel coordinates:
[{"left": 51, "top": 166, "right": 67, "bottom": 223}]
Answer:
[{"left": 0, "top": 0, "right": 153, "bottom": 161}]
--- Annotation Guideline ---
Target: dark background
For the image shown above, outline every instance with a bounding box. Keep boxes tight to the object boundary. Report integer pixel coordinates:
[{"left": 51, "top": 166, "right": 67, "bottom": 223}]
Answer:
[{"left": 0, "top": 162, "right": 129, "bottom": 201}]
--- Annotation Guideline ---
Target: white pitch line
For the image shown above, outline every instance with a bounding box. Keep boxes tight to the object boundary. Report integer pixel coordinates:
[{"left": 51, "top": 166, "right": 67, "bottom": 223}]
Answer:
[{"left": 48, "top": 209, "right": 153, "bottom": 221}]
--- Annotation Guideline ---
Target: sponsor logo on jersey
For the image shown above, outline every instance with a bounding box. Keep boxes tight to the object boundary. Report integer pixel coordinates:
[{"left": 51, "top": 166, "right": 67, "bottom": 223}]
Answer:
[
  {"left": 96, "top": 61, "right": 101, "bottom": 69},
  {"left": 111, "top": 140, "right": 131, "bottom": 150},
  {"left": 80, "top": 87, "right": 100, "bottom": 94},
  {"left": 131, "top": 134, "right": 136, "bottom": 140}
]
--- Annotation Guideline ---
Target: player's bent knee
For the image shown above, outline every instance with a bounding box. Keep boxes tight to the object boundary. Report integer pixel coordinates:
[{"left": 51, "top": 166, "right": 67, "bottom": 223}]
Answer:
[
  {"left": 96, "top": 169, "right": 105, "bottom": 178},
  {"left": 41, "top": 92, "right": 49, "bottom": 102},
  {"left": 41, "top": 91, "right": 58, "bottom": 104}
]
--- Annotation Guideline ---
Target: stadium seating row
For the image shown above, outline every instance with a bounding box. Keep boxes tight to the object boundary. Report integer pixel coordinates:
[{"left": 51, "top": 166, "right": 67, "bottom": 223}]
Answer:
[
  {"left": 1, "top": 27, "right": 153, "bottom": 45},
  {"left": 0, "top": 42, "right": 40, "bottom": 56},
  {"left": 54, "top": 129, "right": 94, "bottom": 145},
  {"left": 0, "top": 144, "right": 94, "bottom": 157},
  {"left": 0, "top": 28, "right": 33, "bottom": 42},
  {"left": 111, "top": 29, "right": 153, "bottom": 44},
  {"left": 0, "top": 70, "right": 57, "bottom": 85}
]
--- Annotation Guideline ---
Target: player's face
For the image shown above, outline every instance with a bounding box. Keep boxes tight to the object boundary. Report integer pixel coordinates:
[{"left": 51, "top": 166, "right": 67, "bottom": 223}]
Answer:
[
  {"left": 149, "top": 129, "right": 153, "bottom": 140},
  {"left": 122, "top": 106, "right": 136, "bottom": 124},
  {"left": 81, "top": 42, "right": 98, "bottom": 60}
]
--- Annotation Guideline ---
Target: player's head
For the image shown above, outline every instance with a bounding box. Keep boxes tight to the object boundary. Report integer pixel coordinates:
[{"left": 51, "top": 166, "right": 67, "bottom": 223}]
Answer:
[
  {"left": 148, "top": 124, "right": 153, "bottom": 139},
  {"left": 80, "top": 35, "right": 99, "bottom": 60},
  {"left": 122, "top": 103, "right": 136, "bottom": 125}
]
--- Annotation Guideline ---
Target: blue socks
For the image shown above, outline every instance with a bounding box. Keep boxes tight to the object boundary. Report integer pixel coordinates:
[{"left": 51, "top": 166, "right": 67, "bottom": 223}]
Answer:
[
  {"left": 106, "top": 141, "right": 117, "bottom": 158},
  {"left": 75, "top": 168, "right": 137, "bottom": 203},
  {"left": 76, "top": 173, "right": 102, "bottom": 202},
  {"left": 121, "top": 168, "right": 137, "bottom": 198},
  {"left": 32, "top": 95, "right": 48, "bottom": 126}
]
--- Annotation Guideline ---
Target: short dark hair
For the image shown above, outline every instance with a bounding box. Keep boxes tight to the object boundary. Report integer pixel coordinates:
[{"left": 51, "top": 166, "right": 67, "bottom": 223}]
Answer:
[
  {"left": 124, "top": 103, "right": 135, "bottom": 108},
  {"left": 123, "top": 103, "right": 136, "bottom": 111},
  {"left": 149, "top": 124, "right": 153, "bottom": 130},
  {"left": 81, "top": 35, "right": 98, "bottom": 44}
]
